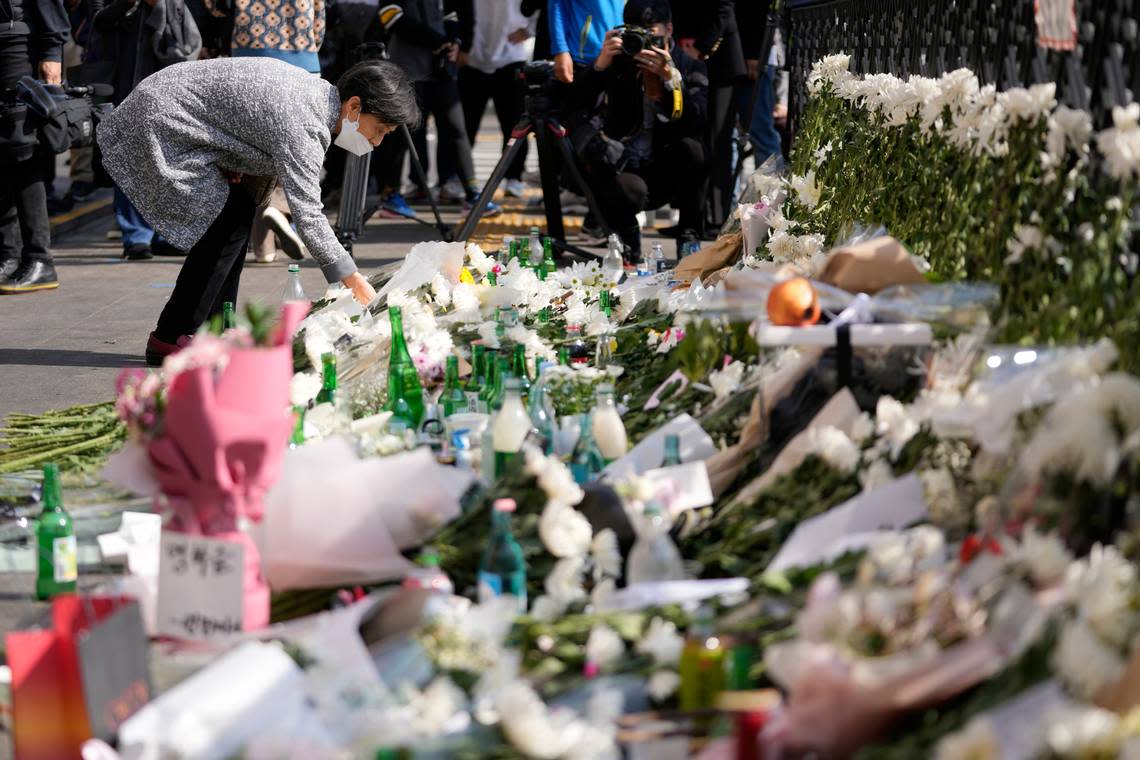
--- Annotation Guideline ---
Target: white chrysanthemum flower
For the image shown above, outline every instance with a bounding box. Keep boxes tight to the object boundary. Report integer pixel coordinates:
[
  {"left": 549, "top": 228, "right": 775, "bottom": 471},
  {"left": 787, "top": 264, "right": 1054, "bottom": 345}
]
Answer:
[
  {"left": 409, "top": 677, "right": 466, "bottom": 735},
  {"left": 803, "top": 425, "right": 860, "bottom": 474},
  {"left": 585, "top": 624, "right": 625, "bottom": 669},
  {"left": 545, "top": 556, "right": 587, "bottom": 605},
  {"left": 636, "top": 617, "right": 684, "bottom": 666},
  {"left": 1066, "top": 543, "right": 1138, "bottom": 648},
  {"left": 450, "top": 282, "right": 482, "bottom": 316},
  {"left": 934, "top": 718, "right": 1001, "bottom": 760},
  {"left": 920, "top": 468, "right": 962, "bottom": 529},
  {"left": 1096, "top": 103, "right": 1140, "bottom": 181},
  {"left": 794, "top": 232, "right": 826, "bottom": 260},
  {"left": 767, "top": 230, "right": 798, "bottom": 262},
  {"left": 647, "top": 670, "right": 681, "bottom": 701},
  {"left": 476, "top": 321, "right": 502, "bottom": 349},
  {"left": 1044, "top": 106, "right": 1093, "bottom": 167},
  {"left": 1054, "top": 618, "right": 1127, "bottom": 699},
  {"left": 289, "top": 371, "right": 322, "bottom": 407},
  {"left": 466, "top": 243, "right": 495, "bottom": 274},
  {"left": 1020, "top": 524, "right": 1072, "bottom": 586},
  {"left": 430, "top": 273, "right": 452, "bottom": 308},
  {"left": 1004, "top": 224, "right": 1043, "bottom": 265},
  {"left": 859, "top": 458, "right": 894, "bottom": 492},
  {"left": 876, "top": 396, "right": 920, "bottom": 459},
  {"left": 539, "top": 502, "right": 593, "bottom": 559},
  {"left": 790, "top": 171, "right": 822, "bottom": 210},
  {"left": 302, "top": 402, "right": 339, "bottom": 440},
  {"left": 591, "top": 529, "right": 622, "bottom": 580},
  {"left": 849, "top": 411, "right": 875, "bottom": 443},
  {"left": 708, "top": 361, "right": 745, "bottom": 401},
  {"left": 496, "top": 682, "right": 578, "bottom": 758},
  {"left": 530, "top": 594, "right": 568, "bottom": 622},
  {"left": 527, "top": 449, "right": 585, "bottom": 507},
  {"left": 1021, "top": 390, "right": 1121, "bottom": 488},
  {"left": 939, "top": 68, "right": 980, "bottom": 113},
  {"left": 1046, "top": 704, "right": 1122, "bottom": 757}
]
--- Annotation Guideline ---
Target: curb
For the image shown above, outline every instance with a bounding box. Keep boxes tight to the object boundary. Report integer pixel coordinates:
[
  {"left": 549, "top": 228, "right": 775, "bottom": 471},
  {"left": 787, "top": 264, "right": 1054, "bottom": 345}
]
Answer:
[{"left": 49, "top": 191, "right": 113, "bottom": 239}]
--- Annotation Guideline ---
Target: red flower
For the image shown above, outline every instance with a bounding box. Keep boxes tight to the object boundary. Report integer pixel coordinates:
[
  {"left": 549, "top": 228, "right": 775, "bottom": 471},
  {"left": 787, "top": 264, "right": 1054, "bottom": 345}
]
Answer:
[{"left": 959, "top": 534, "right": 1003, "bottom": 564}]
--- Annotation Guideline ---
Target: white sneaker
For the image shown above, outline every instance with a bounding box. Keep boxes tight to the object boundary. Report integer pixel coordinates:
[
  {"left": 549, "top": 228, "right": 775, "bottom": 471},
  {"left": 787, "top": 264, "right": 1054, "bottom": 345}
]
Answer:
[
  {"left": 106, "top": 228, "right": 122, "bottom": 241},
  {"left": 261, "top": 207, "right": 307, "bottom": 261},
  {"left": 439, "top": 178, "right": 466, "bottom": 204},
  {"left": 636, "top": 211, "right": 649, "bottom": 230},
  {"left": 254, "top": 250, "right": 277, "bottom": 264},
  {"left": 504, "top": 178, "right": 527, "bottom": 198}
]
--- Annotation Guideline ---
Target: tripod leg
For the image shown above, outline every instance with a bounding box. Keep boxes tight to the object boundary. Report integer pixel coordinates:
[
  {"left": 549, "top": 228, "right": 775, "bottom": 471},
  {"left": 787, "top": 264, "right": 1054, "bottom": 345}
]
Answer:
[
  {"left": 334, "top": 151, "right": 371, "bottom": 252},
  {"left": 401, "top": 124, "right": 453, "bottom": 241},
  {"left": 455, "top": 121, "right": 534, "bottom": 242}
]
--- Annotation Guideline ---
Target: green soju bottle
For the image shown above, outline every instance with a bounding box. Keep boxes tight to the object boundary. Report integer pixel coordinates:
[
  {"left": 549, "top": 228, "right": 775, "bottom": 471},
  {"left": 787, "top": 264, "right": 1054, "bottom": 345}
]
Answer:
[
  {"left": 465, "top": 344, "right": 486, "bottom": 410},
  {"left": 316, "top": 352, "right": 337, "bottom": 405},
  {"left": 289, "top": 405, "right": 306, "bottom": 447},
  {"left": 222, "top": 301, "right": 236, "bottom": 330},
  {"left": 570, "top": 413, "right": 606, "bottom": 484},
  {"left": 489, "top": 355, "right": 510, "bottom": 412},
  {"left": 478, "top": 352, "right": 498, "bottom": 412},
  {"left": 599, "top": 290, "right": 612, "bottom": 319},
  {"left": 35, "top": 463, "right": 76, "bottom": 600},
  {"left": 662, "top": 433, "right": 683, "bottom": 466},
  {"left": 512, "top": 344, "right": 531, "bottom": 401},
  {"left": 387, "top": 306, "right": 424, "bottom": 426},
  {"left": 558, "top": 345, "right": 571, "bottom": 366},
  {"left": 542, "top": 236, "right": 555, "bottom": 277},
  {"left": 477, "top": 498, "right": 527, "bottom": 614},
  {"left": 442, "top": 355, "right": 469, "bottom": 417}
]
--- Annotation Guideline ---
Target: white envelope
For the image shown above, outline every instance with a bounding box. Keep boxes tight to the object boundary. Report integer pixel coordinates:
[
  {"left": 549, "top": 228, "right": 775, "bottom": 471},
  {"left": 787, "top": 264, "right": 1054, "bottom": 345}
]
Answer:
[
  {"left": 642, "top": 462, "right": 714, "bottom": 515},
  {"left": 604, "top": 414, "right": 717, "bottom": 480}
]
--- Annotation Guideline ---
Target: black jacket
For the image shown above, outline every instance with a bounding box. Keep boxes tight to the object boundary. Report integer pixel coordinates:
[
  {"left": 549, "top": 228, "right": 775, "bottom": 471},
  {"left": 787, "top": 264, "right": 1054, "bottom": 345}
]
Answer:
[
  {"left": 0, "top": 0, "right": 69, "bottom": 65},
  {"left": 378, "top": 0, "right": 462, "bottom": 81},
  {"left": 568, "top": 42, "right": 708, "bottom": 167},
  {"left": 92, "top": 0, "right": 202, "bottom": 104},
  {"left": 670, "top": 0, "right": 745, "bottom": 84}
]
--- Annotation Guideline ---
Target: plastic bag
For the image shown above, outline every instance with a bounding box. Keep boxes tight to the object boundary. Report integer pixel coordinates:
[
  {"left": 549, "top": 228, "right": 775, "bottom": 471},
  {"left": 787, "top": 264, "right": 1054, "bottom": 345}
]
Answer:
[{"left": 722, "top": 154, "right": 788, "bottom": 239}]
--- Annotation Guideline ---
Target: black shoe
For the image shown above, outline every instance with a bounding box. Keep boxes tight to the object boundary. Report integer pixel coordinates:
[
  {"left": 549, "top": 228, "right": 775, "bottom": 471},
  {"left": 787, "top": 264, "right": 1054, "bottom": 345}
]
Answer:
[
  {"left": 67, "top": 180, "right": 99, "bottom": 203},
  {"left": 150, "top": 239, "right": 185, "bottom": 257},
  {"left": 47, "top": 194, "right": 74, "bottom": 215},
  {"left": 657, "top": 224, "right": 684, "bottom": 239},
  {"left": 0, "top": 257, "right": 18, "bottom": 280},
  {"left": 0, "top": 260, "right": 59, "bottom": 293},
  {"left": 123, "top": 243, "right": 154, "bottom": 261}
]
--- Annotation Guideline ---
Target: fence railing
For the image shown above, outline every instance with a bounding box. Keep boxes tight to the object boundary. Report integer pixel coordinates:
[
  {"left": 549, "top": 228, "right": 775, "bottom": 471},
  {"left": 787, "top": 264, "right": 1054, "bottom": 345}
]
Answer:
[{"left": 785, "top": 0, "right": 1140, "bottom": 138}]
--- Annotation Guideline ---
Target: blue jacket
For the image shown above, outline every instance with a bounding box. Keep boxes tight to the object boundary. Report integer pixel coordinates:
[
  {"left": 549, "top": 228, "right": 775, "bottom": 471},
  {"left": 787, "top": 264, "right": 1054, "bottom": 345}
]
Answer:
[{"left": 547, "top": 0, "right": 622, "bottom": 66}]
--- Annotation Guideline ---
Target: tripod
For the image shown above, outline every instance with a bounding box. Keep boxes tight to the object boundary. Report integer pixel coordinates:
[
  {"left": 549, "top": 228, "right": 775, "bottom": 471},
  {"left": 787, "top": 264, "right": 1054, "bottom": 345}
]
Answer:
[
  {"left": 454, "top": 62, "right": 612, "bottom": 260},
  {"left": 335, "top": 43, "right": 454, "bottom": 251}
]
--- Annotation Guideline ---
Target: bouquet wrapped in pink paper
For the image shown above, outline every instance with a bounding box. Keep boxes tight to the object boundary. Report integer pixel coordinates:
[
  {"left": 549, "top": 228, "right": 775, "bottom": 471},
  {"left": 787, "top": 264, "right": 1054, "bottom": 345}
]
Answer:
[{"left": 112, "top": 303, "right": 309, "bottom": 632}]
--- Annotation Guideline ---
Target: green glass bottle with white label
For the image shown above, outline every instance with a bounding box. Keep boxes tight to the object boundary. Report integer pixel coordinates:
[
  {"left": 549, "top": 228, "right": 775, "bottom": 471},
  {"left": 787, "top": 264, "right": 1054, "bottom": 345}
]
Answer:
[
  {"left": 36, "top": 462, "right": 76, "bottom": 600},
  {"left": 477, "top": 498, "right": 527, "bottom": 613}
]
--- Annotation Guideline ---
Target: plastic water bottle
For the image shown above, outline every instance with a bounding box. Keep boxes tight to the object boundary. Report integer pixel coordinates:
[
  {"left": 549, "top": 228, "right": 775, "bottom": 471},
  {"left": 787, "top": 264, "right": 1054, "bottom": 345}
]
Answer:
[
  {"left": 651, "top": 243, "right": 666, "bottom": 273},
  {"left": 603, "top": 233, "right": 625, "bottom": 285},
  {"left": 528, "top": 226, "right": 544, "bottom": 269},
  {"left": 626, "top": 501, "right": 687, "bottom": 585},
  {"left": 282, "top": 263, "right": 306, "bottom": 303},
  {"left": 402, "top": 547, "right": 454, "bottom": 595}
]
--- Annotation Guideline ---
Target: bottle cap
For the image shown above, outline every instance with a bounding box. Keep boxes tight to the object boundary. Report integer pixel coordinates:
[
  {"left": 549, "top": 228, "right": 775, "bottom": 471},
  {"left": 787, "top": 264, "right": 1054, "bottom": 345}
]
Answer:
[
  {"left": 288, "top": 264, "right": 300, "bottom": 273},
  {"left": 493, "top": 498, "right": 517, "bottom": 512},
  {"left": 418, "top": 547, "right": 441, "bottom": 567},
  {"left": 643, "top": 501, "right": 662, "bottom": 516}
]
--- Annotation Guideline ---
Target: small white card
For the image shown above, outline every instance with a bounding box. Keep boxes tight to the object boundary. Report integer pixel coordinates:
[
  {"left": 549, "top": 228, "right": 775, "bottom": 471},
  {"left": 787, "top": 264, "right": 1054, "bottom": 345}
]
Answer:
[
  {"left": 643, "top": 462, "right": 714, "bottom": 514},
  {"left": 604, "top": 414, "right": 717, "bottom": 479},
  {"left": 157, "top": 532, "right": 244, "bottom": 640}
]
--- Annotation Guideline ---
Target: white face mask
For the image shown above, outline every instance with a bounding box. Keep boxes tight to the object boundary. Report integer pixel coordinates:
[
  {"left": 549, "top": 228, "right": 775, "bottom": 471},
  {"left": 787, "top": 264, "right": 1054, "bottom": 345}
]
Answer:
[{"left": 334, "top": 116, "right": 374, "bottom": 156}]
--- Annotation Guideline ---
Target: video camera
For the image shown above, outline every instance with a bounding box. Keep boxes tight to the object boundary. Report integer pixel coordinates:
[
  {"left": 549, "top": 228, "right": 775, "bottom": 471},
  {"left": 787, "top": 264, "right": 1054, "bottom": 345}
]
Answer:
[{"left": 619, "top": 26, "right": 665, "bottom": 56}]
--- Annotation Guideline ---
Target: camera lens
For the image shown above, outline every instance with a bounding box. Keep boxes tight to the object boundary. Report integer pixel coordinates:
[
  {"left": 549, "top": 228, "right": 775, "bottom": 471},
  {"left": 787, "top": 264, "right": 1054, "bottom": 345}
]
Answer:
[{"left": 621, "top": 31, "right": 644, "bottom": 56}]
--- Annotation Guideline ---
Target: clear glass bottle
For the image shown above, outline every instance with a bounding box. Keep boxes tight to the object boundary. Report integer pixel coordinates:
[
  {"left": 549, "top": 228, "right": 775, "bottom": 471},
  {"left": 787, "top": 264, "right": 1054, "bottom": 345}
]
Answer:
[
  {"left": 662, "top": 433, "right": 683, "bottom": 467},
  {"left": 499, "top": 235, "right": 515, "bottom": 267},
  {"left": 512, "top": 344, "right": 531, "bottom": 402},
  {"left": 466, "top": 344, "right": 486, "bottom": 411},
  {"left": 528, "top": 361, "right": 555, "bottom": 454},
  {"left": 419, "top": 402, "right": 446, "bottom": 454},
  {"left": 528, "top": 226, "right": 544, "bottom": 269},
  {"left": 492, "top": 378, "right": 531, "bottom": 478},
  {"left": 591, "top": 383, "right": 628, "bottom": 462},
  {"left": 478, "top": 498, "right": 527, "bottom": 613},
  {"left": 387, "top": 306, "right": 424, "bottom": 426},
  {"left": 441, "top": 355, "right": 469, "bottom": 417},
  {"left": 570, "top": 413, "right": 606, "bottom": 484},
  {"left": 282, "top": 263, "right": 306, "bottom": 303},
  {"left": 35, "top": 462, "right": 76, "bottom": 600},
  {"left": 626, "top": 501, "right": 686, "bottom": 585},
  {"left": 316, "top": 352, "right": 337, "bottom": 405},
  {"left": 565, "top": 324, "right": 589, "bottom": 366},
  {"left": 479, "top": 352, "right": 499, "bottom": 413},
  {"left": 603, "top": 233, "right": 624, "bottom": 285}
]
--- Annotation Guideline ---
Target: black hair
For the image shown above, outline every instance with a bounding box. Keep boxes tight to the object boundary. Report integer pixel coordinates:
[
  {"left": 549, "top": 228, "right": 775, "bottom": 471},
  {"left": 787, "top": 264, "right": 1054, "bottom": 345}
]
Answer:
[
  {"left": 336, "top": 60, "right": 421, "bottom": 128},
  {"left": 623, "top": 0, "right": 671, "bottom": 26}
]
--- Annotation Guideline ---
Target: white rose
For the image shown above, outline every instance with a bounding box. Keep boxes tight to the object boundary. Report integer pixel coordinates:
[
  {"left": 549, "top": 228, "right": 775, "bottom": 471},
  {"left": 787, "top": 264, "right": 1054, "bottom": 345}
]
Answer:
[
  {"left": 1020, "top": 524, "right": 1072, "bottom": 586},
  {"left": 289, "top": 371, "right": 322, "bottom": 408},
  {"left": 539, "top": 502, "right": 593, "bottom": 559},
  {"left": 636, "top": 617, "right": 684, "bottom": 667},
  {"left": 585, "top": 624, "right": 625, "bottom": 669},
  {"left": 646, "top": 670, "right": 681, "bottom": 702}
]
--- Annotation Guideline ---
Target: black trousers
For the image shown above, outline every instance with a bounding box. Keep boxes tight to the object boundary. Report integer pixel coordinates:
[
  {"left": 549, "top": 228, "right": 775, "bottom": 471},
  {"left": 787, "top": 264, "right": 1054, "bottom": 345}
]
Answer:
[
  {"left": 154, "top": 186, "right": 255, "bottom": 341},
  {"left": 458, "top": 62, "right": 528, "bottom": 181},
  {"left": 376, "top": 77, "right": 476, "bottom": 194},
  {"left": 586, "top": 136, "right": 707, "bottom": 259},
  {"left": 703, "top": 83, "right": 736, "bottom": 232},
  {"left": 0, "top": 37, "right": 51, "bottom": 264}
]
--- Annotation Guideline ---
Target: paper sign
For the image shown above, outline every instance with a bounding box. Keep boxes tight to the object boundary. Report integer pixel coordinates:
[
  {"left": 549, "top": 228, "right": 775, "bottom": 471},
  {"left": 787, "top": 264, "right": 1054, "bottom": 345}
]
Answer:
[
  {"left": 157, "top": 533, "right": 244, "bottom": 640},
  {"left": 643, "top": 462, "right": 714, "bottom": 514},
  {"left": 76, "top": 602, "right": 152, "bottom": 741},
  {"left": 596, "top": 578, "right": 750, "bottom": 612},
  {"left": 604, "top": 414, "right": 717, "bottom": 479},
  {"left": 766, "top": 475, "right": 927, "bottom": 573}
]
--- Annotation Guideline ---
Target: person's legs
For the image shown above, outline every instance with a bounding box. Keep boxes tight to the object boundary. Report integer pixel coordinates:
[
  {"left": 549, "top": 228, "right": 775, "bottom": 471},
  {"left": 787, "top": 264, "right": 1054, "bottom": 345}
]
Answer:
[
  {"left": 642, "top": 138, "right": 707, "bottom": 233},
  {"left": 491, "top": 62, "right": 528, "bottom": 180},
  {"left": 704, "top": 83, "right": 736, "bottom": 232},
  {"left": 749, "top": 66, "right": 783, "bottom": 165},
  {"left": 114, "top": 186, "right": 155, "bottom": 251},
  {"left": 153, "top": 186, "right": 256, "bottom": 342},
  {"left": 0, "top": 176, "right": 19, "bottom": 272},
  {"left": 427, "top": 78, "right": 477, "bottom": 196},
  {"left": 588, "top": 166, "right": 647, "bottom": 259},
  {"left": 459, "top": 66, "right": 493, "bottom": 146}
]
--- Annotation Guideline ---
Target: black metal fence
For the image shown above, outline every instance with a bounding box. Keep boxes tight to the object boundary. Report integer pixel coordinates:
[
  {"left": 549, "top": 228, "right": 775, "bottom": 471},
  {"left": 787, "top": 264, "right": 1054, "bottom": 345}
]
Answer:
[{"left": 786, "top": 0, "right": 1140, "bottom": 138}]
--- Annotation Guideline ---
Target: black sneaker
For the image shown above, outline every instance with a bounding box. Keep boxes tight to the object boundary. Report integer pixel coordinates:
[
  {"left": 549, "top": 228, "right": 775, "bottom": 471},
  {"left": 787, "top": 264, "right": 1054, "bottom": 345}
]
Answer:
[
  {"left": 67, "top": 180, "right": 99, "bottom": 203},
  {"left": 123, "top": 243, "right": 154, "bottom": 261},
  {"left": 0, "top": 257, "right": 18, "bottom": 280},
  {"left": 0, "top": 260, "right": 59, "bottom": 293},
  {"left": 150, "top": 239, "right": 185, "bottom": 257}
]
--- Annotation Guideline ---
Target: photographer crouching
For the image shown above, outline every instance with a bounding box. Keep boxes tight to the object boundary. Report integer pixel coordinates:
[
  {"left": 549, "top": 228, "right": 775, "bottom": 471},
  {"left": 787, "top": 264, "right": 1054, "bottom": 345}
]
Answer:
[
  {"left": 565, "top": 0, "right": 707, "bottom": 264},
  {"left": 96, "top": 58, "right": 419, "bottom": 366}
]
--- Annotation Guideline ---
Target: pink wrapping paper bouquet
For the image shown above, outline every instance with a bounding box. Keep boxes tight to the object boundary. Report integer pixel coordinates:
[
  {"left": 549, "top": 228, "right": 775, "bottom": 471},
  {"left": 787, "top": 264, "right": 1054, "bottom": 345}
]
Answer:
[{"left": 112, "top": 302, "right": 309, "bottom": 632}]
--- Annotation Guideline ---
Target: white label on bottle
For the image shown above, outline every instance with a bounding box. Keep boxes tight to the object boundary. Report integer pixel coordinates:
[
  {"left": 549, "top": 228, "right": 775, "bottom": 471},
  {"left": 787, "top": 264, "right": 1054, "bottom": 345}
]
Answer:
[{"left": 54, "top": 535, "right": 78, "bottom": 583}]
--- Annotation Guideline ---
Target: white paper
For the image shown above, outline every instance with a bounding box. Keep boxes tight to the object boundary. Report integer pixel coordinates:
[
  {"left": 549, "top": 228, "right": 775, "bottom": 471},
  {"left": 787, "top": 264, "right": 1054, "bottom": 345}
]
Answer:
[
  {"left": 157, "top": 532, "right": 245, "bottom": 640},
  {"left": 258, "top": 439, "right": 473, "bottom": 590},
  {"left": 377, "top": 241, "right": 467, "bottom": 300},
  {"left": 766, "top": 474, "right": 927, "bottom": 573},
  {"left": 596, "top": 578, "right": 750, "bottom": 612},
  {"left": 119, "top": 641, "right": 334, "bottom": 760},
  {"left": 604, "top": 414, "right": 716, "bottom": 479},
  {"left": 754, "top": 322, "right": 933, "bottom": 347},
  {"left": 643, "top": 462, "right": 714, "bottom": 515},
  {"left": 98, "top": 512, "right": 162, "bottom": 633}
]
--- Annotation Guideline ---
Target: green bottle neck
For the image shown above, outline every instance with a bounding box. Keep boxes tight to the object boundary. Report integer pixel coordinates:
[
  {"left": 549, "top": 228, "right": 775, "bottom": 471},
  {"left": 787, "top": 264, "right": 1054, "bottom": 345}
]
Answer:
[
  {"left": 390, "top": 308, "right": 411, "bottom": 361},
  {"left": 491, "top": 508, "right": 514, "bottom": 536},
  {"left": 445, "top": 358, "right": 460, "bottom": 389}
]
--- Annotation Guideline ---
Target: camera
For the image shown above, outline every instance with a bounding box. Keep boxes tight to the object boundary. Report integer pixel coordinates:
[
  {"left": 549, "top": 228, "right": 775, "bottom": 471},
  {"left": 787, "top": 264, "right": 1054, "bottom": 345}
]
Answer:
[
  {"left": 522, "top": 60, "right": 556, "bottom": 92},
  {"left": 620, "top": 26, "right": 665, "bottom": 56}
]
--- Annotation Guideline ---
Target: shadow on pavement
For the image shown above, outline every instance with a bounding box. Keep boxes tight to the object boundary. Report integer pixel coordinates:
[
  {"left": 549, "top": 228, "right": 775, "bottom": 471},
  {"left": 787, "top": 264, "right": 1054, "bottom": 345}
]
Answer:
[{"left": 0, "top": 348, "right": 144, "bottom": 369}]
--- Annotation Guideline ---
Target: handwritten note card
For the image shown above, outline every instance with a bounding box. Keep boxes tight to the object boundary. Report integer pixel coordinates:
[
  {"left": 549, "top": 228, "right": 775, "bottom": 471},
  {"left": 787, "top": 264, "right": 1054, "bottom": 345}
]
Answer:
[{"left": 157, "top": 532, "right": 244, "bottom": 640}]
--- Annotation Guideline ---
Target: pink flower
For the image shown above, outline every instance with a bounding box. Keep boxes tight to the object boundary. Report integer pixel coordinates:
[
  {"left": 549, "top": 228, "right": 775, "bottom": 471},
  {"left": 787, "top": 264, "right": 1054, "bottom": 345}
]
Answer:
[{"left": 116, "top": 368, "right": 147, "bottom": 395}]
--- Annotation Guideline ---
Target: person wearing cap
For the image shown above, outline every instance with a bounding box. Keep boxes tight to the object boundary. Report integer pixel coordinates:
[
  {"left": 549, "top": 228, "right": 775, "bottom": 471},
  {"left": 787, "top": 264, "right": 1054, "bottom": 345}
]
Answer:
[
  {"left": 97, "top": 57, "right": 419, "bottom": 365},
  {"left": 564, "top": 0, "right": 708, "bottom": 263}
]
